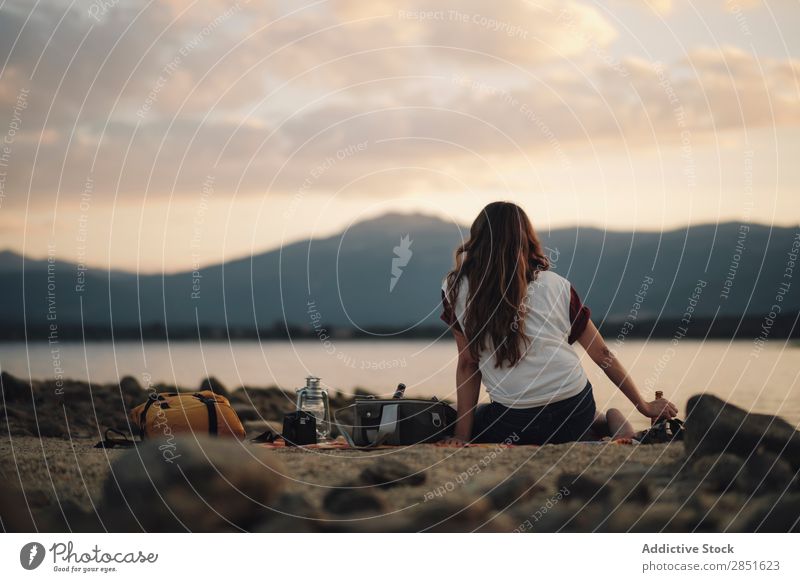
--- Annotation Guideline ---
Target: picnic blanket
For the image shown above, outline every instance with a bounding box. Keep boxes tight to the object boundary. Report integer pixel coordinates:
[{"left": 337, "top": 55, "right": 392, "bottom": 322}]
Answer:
[{"left": 253, "top": 436, "right": 637, "bottom": 450}]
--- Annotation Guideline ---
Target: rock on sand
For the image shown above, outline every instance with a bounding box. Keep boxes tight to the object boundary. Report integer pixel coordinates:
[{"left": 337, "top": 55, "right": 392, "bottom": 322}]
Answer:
[{"left": 102, "top": 437, "right": 285, "bottom": 531}]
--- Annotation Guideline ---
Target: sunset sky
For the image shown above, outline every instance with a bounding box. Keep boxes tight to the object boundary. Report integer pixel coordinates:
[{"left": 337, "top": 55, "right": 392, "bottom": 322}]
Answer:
[{"left": 0, "top": 0, "right": 798, "bottom": 272}]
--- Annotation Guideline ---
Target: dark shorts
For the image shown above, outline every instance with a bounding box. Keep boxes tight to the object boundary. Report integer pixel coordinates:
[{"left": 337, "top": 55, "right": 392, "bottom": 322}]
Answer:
[{"left": 471, "top": 381, "right": 597, "bottom": 445}]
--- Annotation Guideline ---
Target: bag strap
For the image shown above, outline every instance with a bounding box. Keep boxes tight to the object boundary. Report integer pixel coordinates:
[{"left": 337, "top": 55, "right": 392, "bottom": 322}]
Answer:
[
  {"left": 138, "top": 394, "right": 161, "bottom": 440},
  {"left": 139, "top": 392, "right": 221, "bottom": 439},
  {"left": 332, "top": 404, "right": 357, "bottom": 447},
  {"left": 667, "top": 418, "right": 685, "bottom": 441},
  {"left": 635, "top": 417, "right": 685, "bottom": 444},
  {"left": 194, "top": 393, "right": 219, "bottom": 436},
  {"left": 94, "top": 428, "right": 137, "bottom": 449},
  {"left": 370, "top": 403, "right": 398, "bottom": 447},
  {"left": 250, "top": 428, "right": 280, "bottom": 443},
  {"left": 332, "top": 403, "right": 399, "bottom": 448}
]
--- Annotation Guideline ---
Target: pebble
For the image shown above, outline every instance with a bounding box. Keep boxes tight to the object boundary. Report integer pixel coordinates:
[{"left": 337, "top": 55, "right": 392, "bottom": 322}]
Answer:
[
  {"left": 684, "top": 394, "right": 800, "bottom": 469},
  {"left": 323, "top": 484, "right": 386, "bottom": 516},
  {"left": 102, "top": 436, "right": 285, "bottom": 531},
  {"left": 359, "top": 458, "right": 426, "bottom": 489}
]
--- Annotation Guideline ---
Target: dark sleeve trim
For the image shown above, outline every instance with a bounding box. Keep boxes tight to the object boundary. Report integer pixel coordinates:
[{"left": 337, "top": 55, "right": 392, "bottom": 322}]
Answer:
[
  {"left": 568, "top": 285, "right": 591, "bottom": 344},
  {"left": 440, "top": 289, "right": 464, "bottom": 334}
]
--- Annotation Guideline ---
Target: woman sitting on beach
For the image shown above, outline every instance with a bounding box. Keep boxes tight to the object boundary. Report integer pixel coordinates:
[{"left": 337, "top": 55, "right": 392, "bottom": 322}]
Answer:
[{"left": 439, "top": 201, "right": 677, "bottom": 446}]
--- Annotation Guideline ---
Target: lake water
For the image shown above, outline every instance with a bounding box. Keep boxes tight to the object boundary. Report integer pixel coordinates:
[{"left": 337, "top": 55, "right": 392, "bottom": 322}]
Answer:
[{"left": 1, "top": 339, "right": 798, "bottom": 430}]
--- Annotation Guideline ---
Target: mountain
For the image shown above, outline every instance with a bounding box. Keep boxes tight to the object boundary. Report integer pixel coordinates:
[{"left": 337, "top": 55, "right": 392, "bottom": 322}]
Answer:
[{"left": 0, "top": 213, "right": 798, "bottom": 338}]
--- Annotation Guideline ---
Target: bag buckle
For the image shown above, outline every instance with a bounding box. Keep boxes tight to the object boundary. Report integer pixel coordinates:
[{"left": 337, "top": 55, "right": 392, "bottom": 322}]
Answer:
[{"left": 431, "top": 412, "right": 442, "bottom": 428}]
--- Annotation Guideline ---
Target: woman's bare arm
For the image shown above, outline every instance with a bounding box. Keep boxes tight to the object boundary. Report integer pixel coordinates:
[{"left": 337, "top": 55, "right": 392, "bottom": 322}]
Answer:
[
  {"left": 439, "top": 328, "right": 482, "bottom": 445},
  {"left": 577, "top": 320, "right": 677, "bottom": 420}
]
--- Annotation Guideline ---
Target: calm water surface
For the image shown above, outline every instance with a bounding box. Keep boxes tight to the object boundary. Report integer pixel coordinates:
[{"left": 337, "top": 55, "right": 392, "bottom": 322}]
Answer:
[{"left": 1, "top": 339, "right": 798, "bottom": 430}]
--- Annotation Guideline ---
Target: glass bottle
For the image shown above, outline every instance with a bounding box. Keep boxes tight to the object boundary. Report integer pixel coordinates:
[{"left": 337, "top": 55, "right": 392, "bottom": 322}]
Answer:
[
  {"left": 651, "top": 390, "right": 664, "bottom": 426},
  {"left": 295, "top": 376, "right": 331, "bottom": 441}
]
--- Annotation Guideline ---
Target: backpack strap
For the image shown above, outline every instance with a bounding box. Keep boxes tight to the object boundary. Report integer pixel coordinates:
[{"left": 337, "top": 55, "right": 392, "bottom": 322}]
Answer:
[
  {"left": 138, "top": 394, "right": 161, "bottom": 440},
  {"left": 194, "top": 393, "right": 219, "bottom": 436},
  {"left": 250, "top": 428, "right": 281, "bottom": 443},
  {"left": 94, "top": 428, "right": 137, "bottom": 449}
]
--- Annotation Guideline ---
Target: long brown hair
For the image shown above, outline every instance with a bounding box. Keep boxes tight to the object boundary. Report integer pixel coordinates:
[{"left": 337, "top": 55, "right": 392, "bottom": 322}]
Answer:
[{"left": 445, "top": 202, "right": 550, "bottom": 368}]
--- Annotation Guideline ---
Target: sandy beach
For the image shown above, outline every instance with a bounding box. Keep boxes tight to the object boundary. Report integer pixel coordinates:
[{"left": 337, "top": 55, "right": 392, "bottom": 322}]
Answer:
[
  {"left": 0, "top": 435, "right": 681, "bottom": 531},
  {"left": 1, "top": 372, "right": 798, "bottom": 532},
  {"left": 2, "top": 435, "right": 795, "bottom": 533}
]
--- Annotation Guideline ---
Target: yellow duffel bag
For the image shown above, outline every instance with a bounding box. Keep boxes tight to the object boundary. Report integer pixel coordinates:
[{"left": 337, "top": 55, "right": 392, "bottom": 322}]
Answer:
[{"left": 131, "top": 390, "right": 246, "bottom": 440}]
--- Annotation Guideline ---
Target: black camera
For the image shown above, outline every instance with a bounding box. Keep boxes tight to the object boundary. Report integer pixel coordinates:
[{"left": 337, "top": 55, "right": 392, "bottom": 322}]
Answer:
[{"left": 282, "top": 411, "right": 317, "bottom": 446}]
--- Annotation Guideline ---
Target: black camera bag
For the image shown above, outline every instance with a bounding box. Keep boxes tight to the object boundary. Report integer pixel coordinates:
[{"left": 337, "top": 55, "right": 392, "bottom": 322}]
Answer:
[
  {"left": 336, "top": 397, "right": 456, "bottom": 447},
  {"left": 282, "top": 410, "right": 317, "bottom": 446}
]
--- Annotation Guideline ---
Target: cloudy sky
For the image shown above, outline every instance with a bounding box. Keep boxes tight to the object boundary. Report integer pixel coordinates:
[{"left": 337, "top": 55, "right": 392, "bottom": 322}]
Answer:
[{"left": 0, "top": 0, "right": 798, "bottom": 271}]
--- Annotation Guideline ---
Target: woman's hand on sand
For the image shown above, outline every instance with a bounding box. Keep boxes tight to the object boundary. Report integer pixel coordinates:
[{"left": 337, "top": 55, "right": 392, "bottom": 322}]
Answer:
[
  {"left": 437, "top": 436, "right": 468, "bottom": 447},
  {"left": 637, "top": 398, "right": 678, "bottom": 420}
]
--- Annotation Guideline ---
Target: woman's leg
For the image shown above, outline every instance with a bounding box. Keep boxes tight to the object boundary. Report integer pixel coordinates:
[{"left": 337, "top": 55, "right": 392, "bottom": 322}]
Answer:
[
  {"left": 605, "top": 408, "right": 634, "bottom": 439},
  {"left": 588, "top": 411, "right": 609, "bottom": 439},
  {"left": 472, "top": 383, "right": 601, "bottom": 445},
  {"left": 471, "top": 402, "right": 534, "bottom": 443},
  {"left": 548, "top": 382, "right": 597, "bottom": 444},
  {"left": 470, "top": 403, "right": 503, "bottom": 443}
]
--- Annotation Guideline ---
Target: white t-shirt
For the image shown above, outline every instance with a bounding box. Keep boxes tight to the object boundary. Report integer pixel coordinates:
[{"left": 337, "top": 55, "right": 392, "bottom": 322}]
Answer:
[{"left": 441, "top": 270, "right": 590, "bottom": 408}]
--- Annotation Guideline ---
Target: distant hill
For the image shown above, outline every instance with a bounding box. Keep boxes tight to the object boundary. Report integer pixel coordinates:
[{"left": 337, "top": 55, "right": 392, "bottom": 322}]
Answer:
[{"left": 0, "top": 214, "right": 798, "bottom": 339}]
